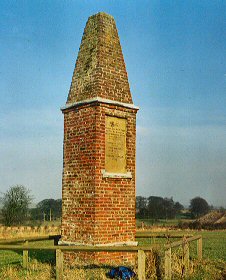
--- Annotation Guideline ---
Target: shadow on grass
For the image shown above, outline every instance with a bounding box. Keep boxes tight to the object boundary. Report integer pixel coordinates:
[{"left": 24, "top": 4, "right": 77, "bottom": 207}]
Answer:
[
  {"left": 29, "top": 249, "right": 55, "bottom": 264},
  {"left": 15, "top": 249, "right": 55, "bottom": 265}
]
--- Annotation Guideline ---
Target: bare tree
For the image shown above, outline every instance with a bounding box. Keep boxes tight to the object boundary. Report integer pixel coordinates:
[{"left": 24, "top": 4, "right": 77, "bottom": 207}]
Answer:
[{"left": 2, "top": 185, "right": 32, "bottom": 226}]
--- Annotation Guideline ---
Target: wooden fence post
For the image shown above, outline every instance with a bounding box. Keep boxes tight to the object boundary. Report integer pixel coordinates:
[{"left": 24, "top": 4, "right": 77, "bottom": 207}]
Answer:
[
  {"left": 54, "top": 235, "right": 60, "bottom": 246},
  {"left": 183, "top": 240, "right": 189, "bottom": 274},
  {"left": 23, "top": 240, "right": 29, "bottom": 269},
  {"left": 197, "top": 237, "right": 202, "bottom": 260},
  {"left": 138, "top": 249, "right": 146, "bottom": 280},
  {"left": 56, "top": 249, "right": 63, "bottom": 280},
  {"left": 164, "top": 247, "right": 171, "bottom": 279}
]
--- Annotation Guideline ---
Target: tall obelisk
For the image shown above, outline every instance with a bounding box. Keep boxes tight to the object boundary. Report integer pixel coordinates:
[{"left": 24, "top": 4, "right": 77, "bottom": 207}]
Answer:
[{"left": 61, "top": 12, "right": 139, "bottom": 263}]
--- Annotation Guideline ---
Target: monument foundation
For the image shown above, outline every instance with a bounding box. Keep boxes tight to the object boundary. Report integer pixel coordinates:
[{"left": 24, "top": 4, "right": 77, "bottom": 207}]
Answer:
[{"left": 61, "top": 12, "right": 139, "bottom": 264}]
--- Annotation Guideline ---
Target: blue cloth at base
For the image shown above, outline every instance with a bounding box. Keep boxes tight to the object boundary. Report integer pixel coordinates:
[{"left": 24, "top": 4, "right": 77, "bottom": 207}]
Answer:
[{"left": 107, "top": 266, "right": 136, "bottom": 279}]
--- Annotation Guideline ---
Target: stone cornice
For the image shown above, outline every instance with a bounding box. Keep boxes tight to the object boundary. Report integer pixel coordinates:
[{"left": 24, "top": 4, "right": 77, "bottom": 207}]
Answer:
[{"left": 61, "top": 97, "right": 139, "bottom": 112}]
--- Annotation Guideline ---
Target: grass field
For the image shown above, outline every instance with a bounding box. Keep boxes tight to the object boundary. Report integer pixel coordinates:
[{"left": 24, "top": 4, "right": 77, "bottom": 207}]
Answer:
[
  {"left": 136, "top": 218, "right": 193, "bottom": 228},
  {"left": 0, "top": 229, "right": 225, "bottom": 279},
  {"left": 138, "top": 229, "right": 226, "bottom": 261}
]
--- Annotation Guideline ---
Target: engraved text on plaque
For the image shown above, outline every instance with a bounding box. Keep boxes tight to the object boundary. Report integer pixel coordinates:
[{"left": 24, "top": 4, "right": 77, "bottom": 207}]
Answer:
[{"left": 105, "top": 116, "right": 127, "bottom": 173}]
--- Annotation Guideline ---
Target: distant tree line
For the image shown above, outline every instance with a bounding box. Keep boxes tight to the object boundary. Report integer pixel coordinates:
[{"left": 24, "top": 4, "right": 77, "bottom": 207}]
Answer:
[
  {"left": 136, "top": 195, "right": 211, "bottom": 220},
  {"left": 30, "top": 198, "right": 62, "bottom": 222},
  {"left": 0, "top": 185, "right": 213, "bottom": 226},
  {"left": 0, "top": 185, "right": 62, "bottom": 226},
  {"left": 136, "top": 196, "right": 184, "bottom": 219}
]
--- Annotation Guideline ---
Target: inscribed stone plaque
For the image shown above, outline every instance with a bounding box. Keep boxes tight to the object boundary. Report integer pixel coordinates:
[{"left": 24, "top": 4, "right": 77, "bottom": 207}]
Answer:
[{"left": 105, "top": 116, "right": 127, "bottom": 173}]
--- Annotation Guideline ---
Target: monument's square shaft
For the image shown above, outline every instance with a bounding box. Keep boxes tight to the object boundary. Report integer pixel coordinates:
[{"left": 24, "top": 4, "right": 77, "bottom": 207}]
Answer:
[{"left": 61, "top": 12, "right": 138, "bottom": 263}]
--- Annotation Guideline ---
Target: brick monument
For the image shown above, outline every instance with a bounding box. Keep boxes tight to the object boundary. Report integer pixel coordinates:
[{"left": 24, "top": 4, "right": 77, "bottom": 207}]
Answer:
[{"left": 61, "top": 12, "right": 139, "bottom": 263}]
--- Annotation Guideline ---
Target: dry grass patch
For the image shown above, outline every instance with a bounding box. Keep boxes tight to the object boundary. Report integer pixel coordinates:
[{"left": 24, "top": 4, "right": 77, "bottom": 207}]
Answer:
[
  {"left": 63, "top": 265, "right": 110, "bottom": 280},
  {"left": 0, "top": 260, "right": 53, "bottom": 280},
  {"left": 0, "top": 258, "right": 225, "bottom": 280}
]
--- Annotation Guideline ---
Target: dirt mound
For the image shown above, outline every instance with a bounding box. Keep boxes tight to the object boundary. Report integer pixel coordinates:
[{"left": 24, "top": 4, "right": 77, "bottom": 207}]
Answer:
[
  {"left": 179, "top": 210, "right": 226, "bottom": 230},
  {"left": 197, "top": 211, "right": 225, "bottom": 224},
  {"left": 214, "top": 213, "right": 226, "bottom": 224}
]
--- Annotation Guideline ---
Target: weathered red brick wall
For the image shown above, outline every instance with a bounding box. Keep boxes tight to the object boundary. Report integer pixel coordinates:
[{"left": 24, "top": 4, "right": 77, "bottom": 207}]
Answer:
[
  {"left": 94, "top": 103, "right": 137, "bottom": 244},
  {"left": 62, "top": 105, "right": 96, "bottom": 243},
  {"left": 62, "top": 103, "right": 137, "bottom": 246},
  {"left": 0, "top": 226, "right": 60, "bottom": 239},
  {"left": 64, "top": 251, "right": 136, "bottom": 266}
]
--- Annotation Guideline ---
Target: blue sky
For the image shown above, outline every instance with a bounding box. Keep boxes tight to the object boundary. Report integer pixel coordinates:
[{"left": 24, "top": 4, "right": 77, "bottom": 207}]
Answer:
[{"left": 0, "top": 0, "right": 226, "bottom": 206}]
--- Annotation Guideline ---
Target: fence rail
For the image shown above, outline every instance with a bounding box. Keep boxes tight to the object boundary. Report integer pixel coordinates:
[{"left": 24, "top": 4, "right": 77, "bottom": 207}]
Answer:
[
  {"left": 0, "top": 242, "right": 157, "bottom": 280},
  {"left": 0, "top": 232, "right": 191, "bottom": 243},
  {"left": 164, "top": 235, "right": 202, "bottom": 279},
  {"left": 0, "top": 235, "right": 61, "bottom": 244},
  {"left": 0, "top": 234, "right": 202, "bottom": 280},
  {"left": 136, "top": 232, "right": 193, "bottom": 239}
]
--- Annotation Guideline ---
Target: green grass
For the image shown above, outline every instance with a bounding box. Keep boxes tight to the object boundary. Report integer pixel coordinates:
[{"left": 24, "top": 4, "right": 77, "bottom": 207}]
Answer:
[
  {"left": 136, "top": 217, "right": 194, "bottom": 227},
  {"left": 199, "top": 230, "right": 226, "bottom": 261},
  {"left": 0, "top": 240, "right": 55, "bottom": 267},
  {"left": 137, "top": 229, "right": 226, "bottom": 279},
  {"left": 137, "top": 229, "right": 226, "bottom": 261},
  {"left": 1, "top": 230, "right": 226, "bottom": 263},
  {"left": 0, "top": 229, "right": 225, "bottom": 279}
]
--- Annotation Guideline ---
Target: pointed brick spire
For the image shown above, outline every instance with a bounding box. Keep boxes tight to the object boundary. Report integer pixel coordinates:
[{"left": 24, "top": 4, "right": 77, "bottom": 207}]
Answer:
[{"left": 67, "top": 12, "right": 133, "bottom": 105}]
